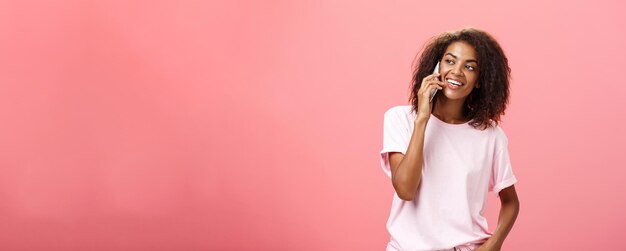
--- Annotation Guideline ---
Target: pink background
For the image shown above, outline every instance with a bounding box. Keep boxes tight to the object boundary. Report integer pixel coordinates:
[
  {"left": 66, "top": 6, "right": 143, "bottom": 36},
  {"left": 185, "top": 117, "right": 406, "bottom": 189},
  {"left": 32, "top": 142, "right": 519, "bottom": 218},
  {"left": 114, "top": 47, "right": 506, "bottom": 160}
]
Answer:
[{"left": 1, "top": 0, "right": 625, "bottom": 250}]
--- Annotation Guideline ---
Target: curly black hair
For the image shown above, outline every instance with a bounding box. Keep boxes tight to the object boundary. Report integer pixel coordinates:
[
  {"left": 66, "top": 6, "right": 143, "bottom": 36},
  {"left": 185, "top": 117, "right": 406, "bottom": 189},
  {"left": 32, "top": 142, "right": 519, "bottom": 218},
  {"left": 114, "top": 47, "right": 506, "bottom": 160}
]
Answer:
[{"left": 408, "top": 28, "right": 511, "bottom": 130}]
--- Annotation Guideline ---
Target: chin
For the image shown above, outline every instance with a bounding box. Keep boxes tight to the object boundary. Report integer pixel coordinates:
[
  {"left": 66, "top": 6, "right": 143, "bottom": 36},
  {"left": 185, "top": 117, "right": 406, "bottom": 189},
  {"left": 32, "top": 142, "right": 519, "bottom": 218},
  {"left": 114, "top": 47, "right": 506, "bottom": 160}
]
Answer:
[{"left": 442, "top": 90, "right": 470, "bottom": 101}]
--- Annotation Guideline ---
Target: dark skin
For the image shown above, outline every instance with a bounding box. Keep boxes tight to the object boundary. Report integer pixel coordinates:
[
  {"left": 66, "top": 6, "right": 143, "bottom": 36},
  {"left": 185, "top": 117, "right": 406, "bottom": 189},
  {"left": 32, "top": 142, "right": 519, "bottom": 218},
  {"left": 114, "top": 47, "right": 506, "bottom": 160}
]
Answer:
[{"left": 389, "top": 41, "right": 519, "bottom": 250}]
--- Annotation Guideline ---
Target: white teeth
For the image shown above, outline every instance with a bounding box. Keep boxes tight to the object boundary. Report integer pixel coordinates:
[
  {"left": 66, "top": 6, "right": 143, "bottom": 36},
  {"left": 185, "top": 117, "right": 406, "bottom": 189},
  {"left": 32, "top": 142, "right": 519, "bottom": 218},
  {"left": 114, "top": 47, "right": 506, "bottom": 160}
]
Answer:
[{"left": 447, "top": 79, "right": 463, "bottom": 86}]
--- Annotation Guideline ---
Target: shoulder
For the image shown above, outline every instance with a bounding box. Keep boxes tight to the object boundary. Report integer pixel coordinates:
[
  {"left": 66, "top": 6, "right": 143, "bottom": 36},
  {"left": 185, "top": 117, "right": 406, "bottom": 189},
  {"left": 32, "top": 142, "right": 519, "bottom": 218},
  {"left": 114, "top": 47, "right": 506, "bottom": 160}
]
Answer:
[
  {"left": 383, "top": 105, "right": 414, "bottom": 128},
  {"left": 490, "top": 124, "right": 509, "bottom": 150},
  {"left": 384, "top": 105, "right": 414, "bottom": 118}
]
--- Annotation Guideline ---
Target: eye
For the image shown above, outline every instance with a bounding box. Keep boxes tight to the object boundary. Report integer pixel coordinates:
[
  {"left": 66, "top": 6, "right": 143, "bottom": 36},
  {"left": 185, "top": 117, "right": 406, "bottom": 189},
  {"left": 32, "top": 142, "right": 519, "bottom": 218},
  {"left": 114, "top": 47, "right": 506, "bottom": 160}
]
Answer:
[
  {"left": 446, "top": 59, "right": 454, "bottom": 65},
  {"left": 466, "top": 65, "right": 475, "bottom": 71}
]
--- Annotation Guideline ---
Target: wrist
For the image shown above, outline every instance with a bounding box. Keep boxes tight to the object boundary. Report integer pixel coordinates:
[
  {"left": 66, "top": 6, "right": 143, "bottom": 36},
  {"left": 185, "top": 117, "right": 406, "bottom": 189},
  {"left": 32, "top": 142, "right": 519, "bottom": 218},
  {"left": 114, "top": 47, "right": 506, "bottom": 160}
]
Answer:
[
  {"left": 415, "top": 115, "right": 430, "bottom": 124},
  {"left": 485, "top": 237, "right": 504, "bottom": 247}
]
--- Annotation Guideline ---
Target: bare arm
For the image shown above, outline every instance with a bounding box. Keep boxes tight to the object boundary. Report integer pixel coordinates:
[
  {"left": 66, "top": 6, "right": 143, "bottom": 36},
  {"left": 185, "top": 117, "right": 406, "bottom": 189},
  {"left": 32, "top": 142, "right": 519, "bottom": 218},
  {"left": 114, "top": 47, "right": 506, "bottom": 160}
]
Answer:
[
  {"left": 389, "top": 73, "right": 443, "bottom": 201},
  {"left": 478, "top": 185, "right": 520, "bottom": 250},
  {"left": 388, "top": 71, "right": 443, "bottom": 201},
  {"left": 389, "top": 116, "right": 429, "bottom": 201}
]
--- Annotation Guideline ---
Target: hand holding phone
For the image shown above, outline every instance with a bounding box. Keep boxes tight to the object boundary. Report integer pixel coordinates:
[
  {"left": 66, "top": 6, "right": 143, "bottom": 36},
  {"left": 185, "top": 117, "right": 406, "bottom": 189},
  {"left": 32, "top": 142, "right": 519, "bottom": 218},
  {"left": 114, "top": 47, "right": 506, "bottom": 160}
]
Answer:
[
  {"left": 429, "top": 62, "right": 440, "bottom": 102},
  {"left": 416, "top": 61, "right": 443, "bottom": 118}
]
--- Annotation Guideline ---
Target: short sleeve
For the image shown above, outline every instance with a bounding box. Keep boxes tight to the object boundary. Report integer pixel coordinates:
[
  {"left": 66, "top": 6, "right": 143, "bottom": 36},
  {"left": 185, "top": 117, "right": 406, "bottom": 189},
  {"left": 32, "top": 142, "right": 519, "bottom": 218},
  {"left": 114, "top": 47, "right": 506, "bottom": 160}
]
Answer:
[
  {"left": 379, "top": 106, "right": 411, "bottom": 178},
  {"left": 489, "top": 128, "right": 518, "bottom": 198}
]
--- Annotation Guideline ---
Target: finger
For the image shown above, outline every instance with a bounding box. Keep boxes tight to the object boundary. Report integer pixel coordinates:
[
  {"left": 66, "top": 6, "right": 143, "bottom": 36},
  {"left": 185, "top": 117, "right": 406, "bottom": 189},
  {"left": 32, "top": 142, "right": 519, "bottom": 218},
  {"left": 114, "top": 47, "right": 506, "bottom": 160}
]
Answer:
[
  {"left": 419, "top": 80, "right": 442, "bottom": 97},
  {"left": 433, "top": 80, "right": 445, "bottom": 88},
  {"left": 420, "top": 73, "right": 441, "bottom": 88},
  {"left": 420, "top": 79, "right": 441, "bottom": 92},
  {"left": 428, "top": 80, "right": 444, "bottom": 90},
  {"left": 421, "top": 83, "right": 441, "bottom": 99},
  {"left": 428, "top": 72, "right": 441, "bottom": 79}
]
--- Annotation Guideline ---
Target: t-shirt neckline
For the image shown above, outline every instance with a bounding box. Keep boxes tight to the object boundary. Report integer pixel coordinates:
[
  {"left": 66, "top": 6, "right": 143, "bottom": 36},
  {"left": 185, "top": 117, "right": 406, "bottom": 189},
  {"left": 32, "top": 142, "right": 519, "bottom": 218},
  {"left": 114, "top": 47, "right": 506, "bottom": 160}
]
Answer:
[{"left": 429, "top": 113, "right": 472, "bottom": 128}]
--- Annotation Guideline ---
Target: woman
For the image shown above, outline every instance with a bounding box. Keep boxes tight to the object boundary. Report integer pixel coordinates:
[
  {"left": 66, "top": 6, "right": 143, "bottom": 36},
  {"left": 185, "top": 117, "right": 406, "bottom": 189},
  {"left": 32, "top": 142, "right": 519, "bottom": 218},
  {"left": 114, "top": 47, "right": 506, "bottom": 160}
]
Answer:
[{"left": 379, "top": 28, "right": 520, "bottom": 251}]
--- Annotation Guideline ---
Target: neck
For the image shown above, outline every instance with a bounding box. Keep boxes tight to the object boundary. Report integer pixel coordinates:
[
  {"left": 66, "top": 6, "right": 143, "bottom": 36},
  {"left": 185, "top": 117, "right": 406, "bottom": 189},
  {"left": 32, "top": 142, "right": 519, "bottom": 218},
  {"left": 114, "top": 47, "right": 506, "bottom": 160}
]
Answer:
[{"left": 432, "top": 96, "right": 468, "bottom": 124}]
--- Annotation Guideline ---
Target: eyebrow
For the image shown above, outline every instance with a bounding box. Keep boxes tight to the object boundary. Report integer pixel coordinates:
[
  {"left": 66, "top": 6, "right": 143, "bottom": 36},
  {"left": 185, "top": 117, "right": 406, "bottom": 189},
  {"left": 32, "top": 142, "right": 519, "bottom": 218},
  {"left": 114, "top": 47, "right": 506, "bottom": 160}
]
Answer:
[{"left": 445, "top": 52, "right": 478, "bottom": 64}]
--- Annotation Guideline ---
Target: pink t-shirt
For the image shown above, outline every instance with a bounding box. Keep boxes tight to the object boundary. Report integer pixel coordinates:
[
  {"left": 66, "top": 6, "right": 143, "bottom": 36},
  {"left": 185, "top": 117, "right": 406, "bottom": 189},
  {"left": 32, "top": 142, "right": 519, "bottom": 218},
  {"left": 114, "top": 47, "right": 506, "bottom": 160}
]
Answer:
[{"left": 379, "top": 105, "right": 518, "bottom": 251}]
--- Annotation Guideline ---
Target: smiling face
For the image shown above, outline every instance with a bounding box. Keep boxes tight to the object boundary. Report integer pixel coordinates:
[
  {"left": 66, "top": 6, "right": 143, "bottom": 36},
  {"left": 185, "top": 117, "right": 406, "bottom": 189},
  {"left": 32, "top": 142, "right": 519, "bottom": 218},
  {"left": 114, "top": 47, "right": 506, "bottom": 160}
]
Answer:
[{"left": 438, "top": 41, "right": 480, "bottom": 101}]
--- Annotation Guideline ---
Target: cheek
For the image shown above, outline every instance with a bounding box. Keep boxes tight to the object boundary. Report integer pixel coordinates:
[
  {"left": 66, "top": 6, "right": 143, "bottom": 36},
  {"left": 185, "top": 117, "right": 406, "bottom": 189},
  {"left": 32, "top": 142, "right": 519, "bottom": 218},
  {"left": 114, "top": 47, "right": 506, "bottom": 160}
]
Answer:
[{"left": 467, "top": 73, "right": 479, "bottom": 86}]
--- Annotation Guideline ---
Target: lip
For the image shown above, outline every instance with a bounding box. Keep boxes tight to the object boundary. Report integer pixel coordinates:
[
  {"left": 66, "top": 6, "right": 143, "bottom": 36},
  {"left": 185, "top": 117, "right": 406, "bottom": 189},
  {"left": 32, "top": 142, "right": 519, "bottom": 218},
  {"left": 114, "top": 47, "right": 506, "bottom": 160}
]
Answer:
[
  {"left": 445, "top": 77, "right": 465, "bottom": 90},
  {"left": 447, "top": 82, "right": 462, "bottom": 90}
]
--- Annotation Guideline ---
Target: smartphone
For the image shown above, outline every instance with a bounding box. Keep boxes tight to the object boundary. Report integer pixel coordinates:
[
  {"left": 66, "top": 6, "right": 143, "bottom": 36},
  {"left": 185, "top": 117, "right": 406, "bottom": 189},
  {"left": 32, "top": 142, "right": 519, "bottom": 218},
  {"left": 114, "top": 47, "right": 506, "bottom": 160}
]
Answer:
[{"left": 429, "top": 61, "right": 440, "bottom": 102}]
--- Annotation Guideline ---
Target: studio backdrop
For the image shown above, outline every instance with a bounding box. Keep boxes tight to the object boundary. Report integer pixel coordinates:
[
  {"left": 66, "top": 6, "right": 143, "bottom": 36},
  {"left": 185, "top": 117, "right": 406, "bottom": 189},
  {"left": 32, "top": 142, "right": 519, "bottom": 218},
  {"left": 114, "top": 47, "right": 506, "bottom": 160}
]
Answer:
[{"left": 1, "top": 0, "right": 625, "bottom": 250}]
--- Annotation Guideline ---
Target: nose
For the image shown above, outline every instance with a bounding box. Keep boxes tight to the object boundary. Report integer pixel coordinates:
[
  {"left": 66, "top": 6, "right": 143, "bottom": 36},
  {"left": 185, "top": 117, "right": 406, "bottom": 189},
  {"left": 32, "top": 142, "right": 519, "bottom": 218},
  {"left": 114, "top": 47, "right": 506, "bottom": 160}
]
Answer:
[{"left": 449, "top": 63, "right": 463, "bottom": 76}]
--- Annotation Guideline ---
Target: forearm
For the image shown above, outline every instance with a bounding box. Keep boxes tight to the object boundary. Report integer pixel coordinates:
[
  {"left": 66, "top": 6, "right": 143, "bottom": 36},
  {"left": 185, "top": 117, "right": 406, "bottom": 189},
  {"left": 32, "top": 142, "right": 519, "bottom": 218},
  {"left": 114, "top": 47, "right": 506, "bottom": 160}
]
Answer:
[
  {"left": 392, "top": 116, "right": 429, "bottom": 200},
  {"left": 488, "top": 200, "right": 520, "bottom": 246}
]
